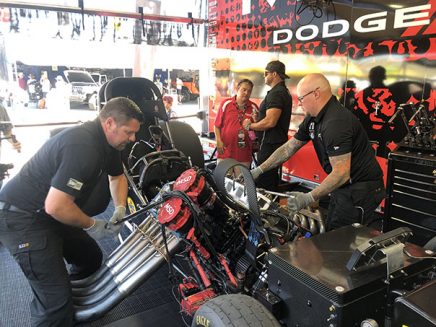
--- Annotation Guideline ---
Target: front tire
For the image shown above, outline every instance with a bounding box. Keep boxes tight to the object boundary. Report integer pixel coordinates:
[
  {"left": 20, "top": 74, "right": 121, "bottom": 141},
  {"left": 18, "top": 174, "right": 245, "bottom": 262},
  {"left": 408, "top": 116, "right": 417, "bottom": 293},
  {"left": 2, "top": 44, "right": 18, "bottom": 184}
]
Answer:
[{"left": 192, "top": 294, "right": 280, "bottom": 327}]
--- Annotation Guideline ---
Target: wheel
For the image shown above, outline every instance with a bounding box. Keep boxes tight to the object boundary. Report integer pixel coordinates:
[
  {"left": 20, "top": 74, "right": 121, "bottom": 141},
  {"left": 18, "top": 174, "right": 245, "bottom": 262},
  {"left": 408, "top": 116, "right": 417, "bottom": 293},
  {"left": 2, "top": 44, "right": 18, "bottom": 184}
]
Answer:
[
  {"left": 162, "top": 120, "right": 204, "bottom": 168},
  {"left": 192, "top": 294, "right": 281, "bottom": 327}
]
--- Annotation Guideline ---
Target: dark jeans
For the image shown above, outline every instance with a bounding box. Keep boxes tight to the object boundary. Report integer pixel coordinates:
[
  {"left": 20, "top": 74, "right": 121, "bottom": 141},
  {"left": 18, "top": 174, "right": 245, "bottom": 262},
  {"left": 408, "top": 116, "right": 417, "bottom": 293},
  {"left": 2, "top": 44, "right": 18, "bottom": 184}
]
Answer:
[
  {"left": 327, "top": 179, "right": 386, "bottom": 231},
  {"left": 0, "top": 210, "right": 102, "bottom": 326},
  {"left": 256, "top": 142, "right": 282, "bottom": 192}
]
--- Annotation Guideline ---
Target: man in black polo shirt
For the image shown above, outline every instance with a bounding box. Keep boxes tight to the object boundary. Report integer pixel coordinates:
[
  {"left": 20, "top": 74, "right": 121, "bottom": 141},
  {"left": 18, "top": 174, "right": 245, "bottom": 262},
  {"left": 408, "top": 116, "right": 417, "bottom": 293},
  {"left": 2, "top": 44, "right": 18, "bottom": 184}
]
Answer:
[
  {"left": 251, "top": 73, "right": 385, "bottom": 230},
  {"left": 0, "top": 97, "right": 143, "bottom": 326},
  {"left": 243, "top": 60, "right": 292, "bottom": 191}
]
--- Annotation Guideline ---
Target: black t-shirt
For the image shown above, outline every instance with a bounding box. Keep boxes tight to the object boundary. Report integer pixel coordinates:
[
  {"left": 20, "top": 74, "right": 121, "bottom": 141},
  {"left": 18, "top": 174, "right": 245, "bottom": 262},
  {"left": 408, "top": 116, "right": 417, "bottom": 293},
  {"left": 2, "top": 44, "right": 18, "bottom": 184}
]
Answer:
[
  {"left": 257, "top": 81, "right": 292, "bottom": 144},
  {"left": 0, "top": 119, "right": 123, "bottom": 211},
  {"left": 294, "top": 96, "right": 382, "bottom": 184}
]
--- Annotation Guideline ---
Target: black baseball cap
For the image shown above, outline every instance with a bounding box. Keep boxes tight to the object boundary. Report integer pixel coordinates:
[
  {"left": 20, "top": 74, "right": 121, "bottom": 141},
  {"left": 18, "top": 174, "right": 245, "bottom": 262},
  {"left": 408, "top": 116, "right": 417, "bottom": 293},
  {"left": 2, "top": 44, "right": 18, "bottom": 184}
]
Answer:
[{"left": 265, "top": 60, "right": 289, "bottom": 79}]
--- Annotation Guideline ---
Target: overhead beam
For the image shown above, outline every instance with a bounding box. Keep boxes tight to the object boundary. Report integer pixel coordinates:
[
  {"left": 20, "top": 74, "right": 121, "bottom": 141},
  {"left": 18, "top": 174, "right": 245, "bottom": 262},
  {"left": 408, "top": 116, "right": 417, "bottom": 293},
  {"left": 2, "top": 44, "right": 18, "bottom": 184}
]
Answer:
[{"left": 0, "top": 1, "right": 207, "bottom": 24}]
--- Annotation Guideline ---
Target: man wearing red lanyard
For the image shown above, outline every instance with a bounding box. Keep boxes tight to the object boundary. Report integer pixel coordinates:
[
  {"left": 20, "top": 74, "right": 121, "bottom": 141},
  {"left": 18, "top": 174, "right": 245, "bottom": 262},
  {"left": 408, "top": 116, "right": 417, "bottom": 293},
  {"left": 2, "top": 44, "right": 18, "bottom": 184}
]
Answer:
[{"left": 214, "top": 79, "right": 259, "bottom": 170}]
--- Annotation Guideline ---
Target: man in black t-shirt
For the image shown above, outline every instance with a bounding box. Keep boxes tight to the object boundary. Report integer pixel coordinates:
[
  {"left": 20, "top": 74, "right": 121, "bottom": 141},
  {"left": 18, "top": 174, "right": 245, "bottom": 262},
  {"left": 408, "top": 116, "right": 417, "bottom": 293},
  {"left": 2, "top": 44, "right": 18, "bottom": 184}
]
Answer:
[
  {"left": 0, "top": 97, "right": 143, "bottom": 326},
  {"left": 243, "top": 60, "right": 292, "bottom": 191},
  {"left": 251, "top": 73, "right": 385, "bottom": 230}
]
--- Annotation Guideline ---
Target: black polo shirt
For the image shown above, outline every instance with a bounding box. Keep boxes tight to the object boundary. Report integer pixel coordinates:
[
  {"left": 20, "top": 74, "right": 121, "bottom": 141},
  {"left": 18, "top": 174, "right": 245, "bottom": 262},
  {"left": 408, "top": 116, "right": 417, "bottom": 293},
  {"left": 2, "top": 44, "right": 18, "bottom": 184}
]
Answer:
[
  {"left": 257, "top": 81, "right": 292, "bottom": 144},
  {"left": 294, "top": 96, "right": 382, "bottom": 184},
  {"left": 0, "top": 119, "right": 123, "bottom": 212}
]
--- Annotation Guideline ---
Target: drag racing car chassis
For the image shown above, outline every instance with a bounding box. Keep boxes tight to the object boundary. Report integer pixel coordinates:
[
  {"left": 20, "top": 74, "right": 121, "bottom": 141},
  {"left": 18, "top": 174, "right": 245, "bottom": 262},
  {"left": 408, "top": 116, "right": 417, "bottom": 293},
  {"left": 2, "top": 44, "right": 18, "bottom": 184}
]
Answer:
[
  {"left": 71, "top": 155, "right": 326, "bottom": 324},
  {"left": 71, "top": 157, "right": 435, "bottom": 327},
  {"left": 71, "top": 77, "right": 435, "bottom": 326}
]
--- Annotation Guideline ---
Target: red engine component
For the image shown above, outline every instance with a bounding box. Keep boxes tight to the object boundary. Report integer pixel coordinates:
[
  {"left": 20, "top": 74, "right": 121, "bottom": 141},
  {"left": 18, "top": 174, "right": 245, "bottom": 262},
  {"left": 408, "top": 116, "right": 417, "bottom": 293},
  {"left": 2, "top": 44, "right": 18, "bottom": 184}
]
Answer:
[
  {"left": 187, "top": 227, "right": 210, "bottom": 259},
  {"left": 173, "top": 168, "right": 215, "bottom": 207},
  {"left": 157, "top": 197, "right": 192, "bottom": 234},
  {"left": 190, "top": 249, "right": 211, "bottom": 288},
  {"left": 179, "top": 281, "right": 216, "bottom": 316}
]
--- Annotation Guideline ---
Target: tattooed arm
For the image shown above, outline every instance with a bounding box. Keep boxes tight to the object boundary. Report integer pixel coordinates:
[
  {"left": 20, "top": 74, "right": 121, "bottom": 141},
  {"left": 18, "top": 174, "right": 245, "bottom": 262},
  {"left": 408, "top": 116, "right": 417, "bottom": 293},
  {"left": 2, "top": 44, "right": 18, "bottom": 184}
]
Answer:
[
  {"left": 259, "top": 137, "right": 307, "bottom": 172},
  {"left": 311, "top": 153, "right": 351, "bottom": 201}
]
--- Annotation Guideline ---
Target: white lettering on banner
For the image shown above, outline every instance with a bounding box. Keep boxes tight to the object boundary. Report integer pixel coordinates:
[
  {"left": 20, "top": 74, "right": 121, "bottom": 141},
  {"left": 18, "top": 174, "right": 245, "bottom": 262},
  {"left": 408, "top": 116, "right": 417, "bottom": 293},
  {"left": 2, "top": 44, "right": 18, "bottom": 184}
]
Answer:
[
  {"left": 323, "top": 19, "right": 350, "bottom": 38},
  {"left": 243, "top": 0, "right": 278, "bottom": 15},
  {"left": 273, "top": 29, "right": 292, "bottom": 44},
  {"left": 249, "top": 3, "right": 432, "bottom": 44},
  {"left": 242, "top": 0, "right": 251, "bottom": 15},
  {"left": 296, "top": 25, "right": 319, "bottom": 41},
  {"left": 394, "top": 4, "right": 431, "bottom": 29},
  {"left": 354, "top": 11, "right": 387, "bottom": 33}
]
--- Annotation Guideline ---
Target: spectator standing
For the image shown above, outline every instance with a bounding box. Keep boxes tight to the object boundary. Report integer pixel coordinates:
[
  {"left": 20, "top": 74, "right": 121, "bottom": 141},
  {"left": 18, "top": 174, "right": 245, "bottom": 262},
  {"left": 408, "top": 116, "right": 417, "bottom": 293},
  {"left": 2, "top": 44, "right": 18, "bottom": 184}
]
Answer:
[
  {"left": 40, "top": 72, "right": 51, "bottom": 109},
  {"left": 17, "top": 72, "right": 27, "bottom": 91},
  {"left": 214, "top": 79, "right": 258, "bottom": 170},
  {"left": 176, "top": 77, "right": 183, "bottom": 103},
  {"left": 243, "top": 60, "right": 292, "bottom": 191},
  {"left": 163, "top": 95, "right": 177, "bottom": 119}
]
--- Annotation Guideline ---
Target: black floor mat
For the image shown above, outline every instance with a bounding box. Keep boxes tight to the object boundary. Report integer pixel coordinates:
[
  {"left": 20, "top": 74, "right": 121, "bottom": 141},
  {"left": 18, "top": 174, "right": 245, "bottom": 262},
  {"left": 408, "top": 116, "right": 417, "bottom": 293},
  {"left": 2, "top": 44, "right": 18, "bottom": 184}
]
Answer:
[{"left": 0, "top": 203, "right": 185, "bottom": 327}]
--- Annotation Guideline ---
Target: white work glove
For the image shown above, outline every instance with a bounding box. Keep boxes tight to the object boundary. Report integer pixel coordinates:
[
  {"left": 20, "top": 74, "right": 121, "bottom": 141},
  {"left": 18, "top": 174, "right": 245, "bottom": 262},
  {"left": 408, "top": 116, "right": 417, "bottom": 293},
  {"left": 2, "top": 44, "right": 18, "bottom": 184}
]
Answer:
[
  {"left": 250, "top": 166, "right": 263, "bottom": 181},
  {"left": 12, "top": 140, "right": 21, "bottom": 152},
  {"left": 110, "top": 205, "right": 126, "bottom": 224},
  {"left": 287, "top": 191, "right": 315, "bottom": 212},
  {"left": 10, "top": 135, "right": 21, "bottom": 153},
  {"left": 84, "top": 218, "right": 122, "bottom": 241}
]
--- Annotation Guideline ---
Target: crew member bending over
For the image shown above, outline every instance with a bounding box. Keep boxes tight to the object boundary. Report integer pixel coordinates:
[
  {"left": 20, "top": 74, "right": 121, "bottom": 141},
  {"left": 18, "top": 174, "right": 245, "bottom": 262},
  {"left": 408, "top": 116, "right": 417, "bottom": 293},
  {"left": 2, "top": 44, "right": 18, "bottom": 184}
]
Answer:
[{"left": 0, "top": 97, "right": 143, "bottom": 326}]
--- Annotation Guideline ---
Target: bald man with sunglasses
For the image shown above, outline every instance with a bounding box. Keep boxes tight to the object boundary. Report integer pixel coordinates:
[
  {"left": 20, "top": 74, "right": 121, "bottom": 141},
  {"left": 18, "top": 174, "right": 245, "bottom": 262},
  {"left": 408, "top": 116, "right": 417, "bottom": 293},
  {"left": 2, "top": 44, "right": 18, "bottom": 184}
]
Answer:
[{"left": 251, "top": 73, "right": 385, "bottom": 231}]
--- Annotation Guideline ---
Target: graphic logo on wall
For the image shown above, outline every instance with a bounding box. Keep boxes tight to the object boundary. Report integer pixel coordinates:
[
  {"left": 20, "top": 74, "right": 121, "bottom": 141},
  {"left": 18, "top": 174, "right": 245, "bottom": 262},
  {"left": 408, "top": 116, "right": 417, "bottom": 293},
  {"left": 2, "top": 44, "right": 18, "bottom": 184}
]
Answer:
[{"left": 209, "top": 1, "right": 434, "bottom": 60}]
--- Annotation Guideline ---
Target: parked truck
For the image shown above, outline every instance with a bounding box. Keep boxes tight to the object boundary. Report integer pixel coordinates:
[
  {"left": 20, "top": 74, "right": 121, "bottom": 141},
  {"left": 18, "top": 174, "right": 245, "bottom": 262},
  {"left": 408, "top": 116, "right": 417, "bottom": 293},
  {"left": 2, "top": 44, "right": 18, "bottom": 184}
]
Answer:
[{"left": 63, "top": 70, "right": 99, "bottom": 109}]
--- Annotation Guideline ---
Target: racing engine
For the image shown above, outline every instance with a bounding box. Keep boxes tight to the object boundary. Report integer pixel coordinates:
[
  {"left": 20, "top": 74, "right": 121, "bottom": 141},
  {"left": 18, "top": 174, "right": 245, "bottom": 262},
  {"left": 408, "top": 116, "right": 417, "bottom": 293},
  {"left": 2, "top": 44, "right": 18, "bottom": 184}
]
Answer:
[{"left": 156, "top": 166, "right": 325, "bottom": 317}]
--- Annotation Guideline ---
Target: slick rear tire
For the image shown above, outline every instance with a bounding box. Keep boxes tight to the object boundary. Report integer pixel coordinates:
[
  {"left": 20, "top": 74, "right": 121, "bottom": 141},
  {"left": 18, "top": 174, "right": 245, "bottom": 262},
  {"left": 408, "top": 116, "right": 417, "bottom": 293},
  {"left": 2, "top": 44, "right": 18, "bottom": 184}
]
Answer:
[{"left": 192, "top": 294, "right": 280, "bottom": 327}]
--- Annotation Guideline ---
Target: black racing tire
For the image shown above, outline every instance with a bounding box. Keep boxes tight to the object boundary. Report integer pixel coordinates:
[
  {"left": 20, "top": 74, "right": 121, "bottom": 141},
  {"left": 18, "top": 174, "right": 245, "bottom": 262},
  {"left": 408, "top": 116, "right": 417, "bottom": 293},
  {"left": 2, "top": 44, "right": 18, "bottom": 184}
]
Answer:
[
  {"left": 163, "top": 120, "right": 204, "bottom": 168},
  {"left": 192, "top": 294, "right": 280, "bottom": 327}
]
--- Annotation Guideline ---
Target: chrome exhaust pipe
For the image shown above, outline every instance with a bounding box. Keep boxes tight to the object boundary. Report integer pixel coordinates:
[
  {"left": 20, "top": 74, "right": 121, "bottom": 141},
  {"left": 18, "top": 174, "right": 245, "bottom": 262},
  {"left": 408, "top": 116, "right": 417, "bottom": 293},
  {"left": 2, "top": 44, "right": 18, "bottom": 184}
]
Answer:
[
  {"left": 309, "top": 217, "right": 317, "bottom": 234},
  {"left": 74, "top": 234, "right": 180, "bottom": 322},
  {"left": 71, "top": 216, "right": 155, "bottom": 288},
  {"left": 71, "top": 222, "right": 162, "bottom": 297},
  {"left": 73, "top": 231, "right": 173, "bottom": 305}
]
